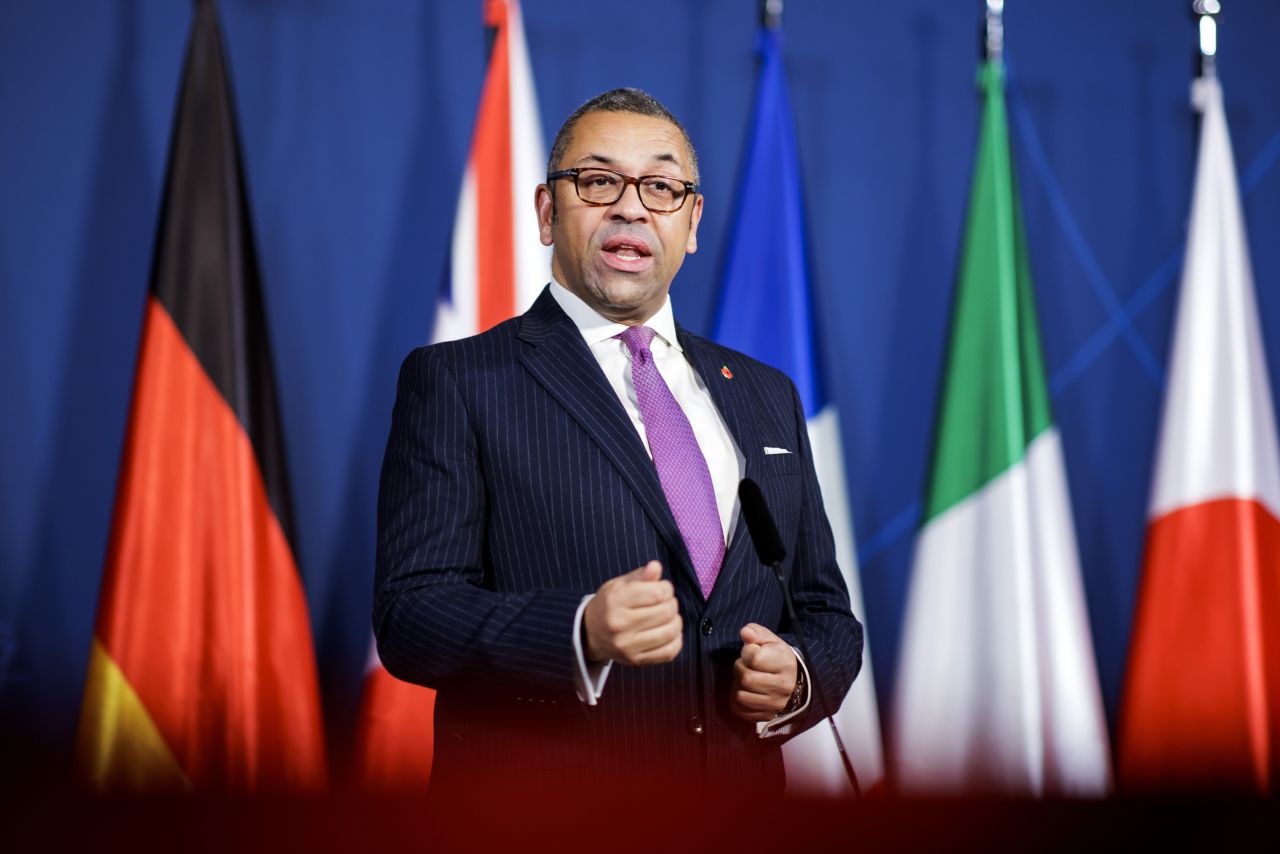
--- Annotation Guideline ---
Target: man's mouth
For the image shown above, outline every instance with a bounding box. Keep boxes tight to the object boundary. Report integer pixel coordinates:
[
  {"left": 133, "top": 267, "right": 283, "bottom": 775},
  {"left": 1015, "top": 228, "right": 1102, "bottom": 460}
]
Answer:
[
  {"left": 602, "top": 236, "right": 652, "bottom": 257},
  {"left": 600, "top": 235, "right": 654, "bottom": 272}
]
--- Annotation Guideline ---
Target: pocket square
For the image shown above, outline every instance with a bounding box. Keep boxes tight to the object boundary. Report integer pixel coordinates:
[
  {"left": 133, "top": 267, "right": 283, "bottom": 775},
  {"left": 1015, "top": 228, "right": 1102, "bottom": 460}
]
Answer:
[{"left": 763, "top": 446, "right": 792, "bottom": 455}]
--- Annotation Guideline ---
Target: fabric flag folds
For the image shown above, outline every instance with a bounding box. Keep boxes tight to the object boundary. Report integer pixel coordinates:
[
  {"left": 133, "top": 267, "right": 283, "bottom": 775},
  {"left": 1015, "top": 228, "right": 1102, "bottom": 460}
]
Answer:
[
  {"left": 1119, "top": 74, "right": 1280, "bottom": 795},
  {"left": 75, "top": 0, "right": 327, "bottom": 792},
  {"left": 713, "top": 26, "right": 884, "bottom": 796},
  {"left": 354, "top": 0, "right": 548, "bottom": 790},
  {"left": 891, "top": 60, "right": 1111, "bottom": 796}
]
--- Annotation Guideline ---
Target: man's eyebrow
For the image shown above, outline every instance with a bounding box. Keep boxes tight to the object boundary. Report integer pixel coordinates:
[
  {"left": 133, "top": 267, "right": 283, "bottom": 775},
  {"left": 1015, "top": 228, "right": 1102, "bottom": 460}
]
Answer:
[
  {"left": 573, "top": 152, "right": 686, "bottom": 172},
  {"left": 575, "top": 153, "right": 617, "bottom": 167}
]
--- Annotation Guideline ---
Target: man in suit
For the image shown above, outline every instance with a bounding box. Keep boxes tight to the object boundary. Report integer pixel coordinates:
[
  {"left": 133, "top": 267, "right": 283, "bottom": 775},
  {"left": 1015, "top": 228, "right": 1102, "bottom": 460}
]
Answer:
[{"left": 374, "top": 89, "right": 862, "bottom": 798}]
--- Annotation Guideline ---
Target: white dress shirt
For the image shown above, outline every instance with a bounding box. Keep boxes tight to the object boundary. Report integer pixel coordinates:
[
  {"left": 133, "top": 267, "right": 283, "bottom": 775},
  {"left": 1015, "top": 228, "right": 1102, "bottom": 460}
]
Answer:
[
  {"left": 548, "top": 281, "right": 809, "bottom": 737},
  {"left": 548, "top": 280, "right": 745, "bottom": 538}
]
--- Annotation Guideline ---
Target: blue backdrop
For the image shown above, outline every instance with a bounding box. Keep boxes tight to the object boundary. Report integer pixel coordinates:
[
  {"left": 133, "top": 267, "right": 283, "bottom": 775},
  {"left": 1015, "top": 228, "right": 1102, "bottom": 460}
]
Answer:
[{"left": 3, "top": 0, "right": 1279, "bottom": 779}]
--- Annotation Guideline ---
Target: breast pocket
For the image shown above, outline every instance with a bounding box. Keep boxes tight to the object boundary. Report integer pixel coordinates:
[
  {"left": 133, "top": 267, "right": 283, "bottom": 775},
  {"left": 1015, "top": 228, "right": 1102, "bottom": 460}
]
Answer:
[
  {"left": 752, "top": 452, "right": 803, "bottom": 549},
  {"left": 760, "top": 450, "right": 799, "bottom": 476}
]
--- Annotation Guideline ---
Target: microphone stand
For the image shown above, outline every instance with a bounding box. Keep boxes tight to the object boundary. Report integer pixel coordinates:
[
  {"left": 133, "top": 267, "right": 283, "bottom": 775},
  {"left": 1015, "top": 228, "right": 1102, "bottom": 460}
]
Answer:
[{"left": 768, "top": 557, "right": 862, "bottom": 798}]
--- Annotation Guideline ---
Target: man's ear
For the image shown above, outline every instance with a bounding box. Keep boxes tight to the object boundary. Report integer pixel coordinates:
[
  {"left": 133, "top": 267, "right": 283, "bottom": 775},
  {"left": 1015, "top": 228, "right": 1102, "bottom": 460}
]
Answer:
[
  {"left": 685, "top": 193, "right": 704, "bottom": 255},
  {"left": 536, "top": 184, "right": 555, "bottom": 247}
]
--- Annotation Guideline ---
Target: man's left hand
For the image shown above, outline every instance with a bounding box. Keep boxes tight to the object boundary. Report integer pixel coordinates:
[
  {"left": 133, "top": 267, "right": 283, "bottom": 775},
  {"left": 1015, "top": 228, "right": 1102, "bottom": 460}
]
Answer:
[{"left": 730, "top": 623, "right": 798, "bottom": 722}]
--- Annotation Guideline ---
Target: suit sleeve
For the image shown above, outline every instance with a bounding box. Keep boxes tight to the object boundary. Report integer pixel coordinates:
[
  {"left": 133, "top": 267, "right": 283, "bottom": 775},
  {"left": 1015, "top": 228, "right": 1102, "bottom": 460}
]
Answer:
[
  {"left": 769, "top": 379, "right": 864, "bottom": 740},
  {"left": 372, "top": 346, "right": 584, "bottom": 697}
]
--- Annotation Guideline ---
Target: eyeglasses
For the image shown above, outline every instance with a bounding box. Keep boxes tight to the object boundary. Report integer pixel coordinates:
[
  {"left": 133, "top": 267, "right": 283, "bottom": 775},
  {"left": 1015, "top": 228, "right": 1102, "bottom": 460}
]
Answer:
[{"left": 547, "top": 167, "right": 699, "bottom": 213}]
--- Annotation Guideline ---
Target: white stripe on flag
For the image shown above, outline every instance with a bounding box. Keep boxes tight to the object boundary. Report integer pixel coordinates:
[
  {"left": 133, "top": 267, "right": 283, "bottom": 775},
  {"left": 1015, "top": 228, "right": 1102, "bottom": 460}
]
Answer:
[
  {"left": 782, "top": 406, "right": 885, "bottom": 794},
  {"left": 1147, "top": 76, "right": 1280, "bottom": 521},
  {"left": 506, "top": 0, "right": 550, "bottom": 310},
  {"left": 894, "top": 430, "right": 1111, "bottom": 796}
]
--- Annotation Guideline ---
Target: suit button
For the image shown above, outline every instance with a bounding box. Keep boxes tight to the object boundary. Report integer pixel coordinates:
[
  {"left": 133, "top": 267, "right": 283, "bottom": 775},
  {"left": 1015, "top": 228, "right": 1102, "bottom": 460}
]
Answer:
[
  {"left": 687, "top": 715, "right": 704, "bottom": 736},
  {"left": 700, "top": 618, "right": 713, "bottom": 636}
]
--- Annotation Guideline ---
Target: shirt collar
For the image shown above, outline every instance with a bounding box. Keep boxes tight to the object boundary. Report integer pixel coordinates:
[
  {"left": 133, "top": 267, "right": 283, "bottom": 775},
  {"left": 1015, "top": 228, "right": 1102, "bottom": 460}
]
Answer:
[{"left": 548, "top": 279, "right": 683, "bottom": 353}]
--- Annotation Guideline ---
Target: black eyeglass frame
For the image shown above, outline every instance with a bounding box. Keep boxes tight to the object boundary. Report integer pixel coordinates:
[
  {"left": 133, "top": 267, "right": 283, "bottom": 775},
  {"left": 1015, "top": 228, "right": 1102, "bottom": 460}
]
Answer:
[{"left": 546, "top": 167, "right": 700, "bottom": 213}]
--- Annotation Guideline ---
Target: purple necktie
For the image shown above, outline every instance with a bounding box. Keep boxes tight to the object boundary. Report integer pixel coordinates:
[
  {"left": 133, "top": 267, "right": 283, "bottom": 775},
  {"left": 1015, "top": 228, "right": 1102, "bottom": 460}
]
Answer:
[{"left": 619, "top": 325, "right": 725, "bottom": 598}]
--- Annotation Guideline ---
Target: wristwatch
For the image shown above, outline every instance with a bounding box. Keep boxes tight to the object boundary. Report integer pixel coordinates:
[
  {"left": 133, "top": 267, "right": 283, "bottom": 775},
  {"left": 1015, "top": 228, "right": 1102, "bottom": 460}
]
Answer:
[{"left": 782, "top": 666, "right": 806, "bottom": 714}]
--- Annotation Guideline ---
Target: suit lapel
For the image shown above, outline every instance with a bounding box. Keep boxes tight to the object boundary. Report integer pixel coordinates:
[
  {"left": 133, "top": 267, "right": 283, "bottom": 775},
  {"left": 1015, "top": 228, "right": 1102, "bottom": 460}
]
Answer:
[
  {"left": 678, "top": 328, "right": 767, "bottom": 604},
  {"left": 517, "top": 290, "right": 697, "bottom": 582}
]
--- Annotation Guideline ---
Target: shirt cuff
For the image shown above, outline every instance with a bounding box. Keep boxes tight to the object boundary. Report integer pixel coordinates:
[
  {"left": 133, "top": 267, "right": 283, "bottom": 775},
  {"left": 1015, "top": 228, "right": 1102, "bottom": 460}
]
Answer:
[
  {"left": 756, "top": 645, "right": 811, "bottom": 739},
  {"left": 572, "top": 593, "right": 612, "bottom": 705}
]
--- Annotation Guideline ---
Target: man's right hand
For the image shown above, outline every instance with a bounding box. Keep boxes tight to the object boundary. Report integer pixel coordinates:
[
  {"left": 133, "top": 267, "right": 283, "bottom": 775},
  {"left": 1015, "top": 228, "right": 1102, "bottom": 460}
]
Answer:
[{"left": 583, "top": 561, "right": 683, "bottom": 665}]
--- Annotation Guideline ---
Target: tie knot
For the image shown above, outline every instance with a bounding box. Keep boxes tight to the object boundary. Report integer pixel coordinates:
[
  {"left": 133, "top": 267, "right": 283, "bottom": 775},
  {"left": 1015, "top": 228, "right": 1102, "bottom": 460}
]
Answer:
[{"left": 619, "top": 325, "right": 657, "bottom": 358}]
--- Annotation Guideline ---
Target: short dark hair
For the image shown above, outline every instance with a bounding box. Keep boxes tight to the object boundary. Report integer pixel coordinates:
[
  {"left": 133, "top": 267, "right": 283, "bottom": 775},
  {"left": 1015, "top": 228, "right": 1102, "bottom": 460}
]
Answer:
[{"left": 547, "top": 88, "right": 700, "bottom": 185}]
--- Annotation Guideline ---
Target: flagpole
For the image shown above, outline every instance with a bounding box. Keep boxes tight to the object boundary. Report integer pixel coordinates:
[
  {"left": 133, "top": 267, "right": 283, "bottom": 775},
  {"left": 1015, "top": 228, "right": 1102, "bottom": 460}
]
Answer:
[
  {"left": 1194, "top": 1, "right": 1221, "bottom": 79},
  {"left": 485, "top": 0, "right": 499, "bottom": 60},
  {"left": 760, "top": 0, "right": 781, "bottom": 30},
  {"left": 985, "top": 0, "right": 1004, "bottom": 63}
]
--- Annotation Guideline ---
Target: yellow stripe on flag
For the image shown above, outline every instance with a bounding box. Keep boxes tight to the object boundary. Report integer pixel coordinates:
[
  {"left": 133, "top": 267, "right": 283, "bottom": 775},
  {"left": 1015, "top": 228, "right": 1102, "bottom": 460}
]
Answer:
[{"left": 76, "top": 640, "right": 190, "bottom": 792}]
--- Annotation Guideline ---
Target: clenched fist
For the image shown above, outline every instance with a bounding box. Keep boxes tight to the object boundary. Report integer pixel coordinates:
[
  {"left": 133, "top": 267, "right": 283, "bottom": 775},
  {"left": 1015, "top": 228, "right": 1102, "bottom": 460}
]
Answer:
[
  {"left": 583, "top": 561, "right": 683, "bottom": 666},
  {"left": 730, "top": 623, "right": 800, "bottom": 722}
]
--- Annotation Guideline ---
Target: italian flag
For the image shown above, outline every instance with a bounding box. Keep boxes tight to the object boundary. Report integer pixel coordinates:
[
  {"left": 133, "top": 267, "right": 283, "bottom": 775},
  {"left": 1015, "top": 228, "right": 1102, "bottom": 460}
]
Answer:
[
  {"left": 1118, "top": 74, "right": 1280, "bottom": 794},
  {"left": 891, "top": 60, "right": 1111, "bottom": 796},
  {"left": 353, "top": 0, "right": 548, "bottom": 790}
]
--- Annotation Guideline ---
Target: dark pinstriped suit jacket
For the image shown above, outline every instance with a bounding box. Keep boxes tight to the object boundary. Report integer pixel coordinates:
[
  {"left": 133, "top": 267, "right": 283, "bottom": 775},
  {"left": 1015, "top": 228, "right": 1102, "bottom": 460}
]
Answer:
[{"left": 374, "top": 287, "right": 862, "bottom": 793}]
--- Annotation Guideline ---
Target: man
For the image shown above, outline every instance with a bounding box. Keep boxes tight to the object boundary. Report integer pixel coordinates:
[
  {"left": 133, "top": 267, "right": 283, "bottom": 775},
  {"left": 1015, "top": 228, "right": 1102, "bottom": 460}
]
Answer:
[{"left": 374, "top": 89, "right": 861, "bottom": 797}]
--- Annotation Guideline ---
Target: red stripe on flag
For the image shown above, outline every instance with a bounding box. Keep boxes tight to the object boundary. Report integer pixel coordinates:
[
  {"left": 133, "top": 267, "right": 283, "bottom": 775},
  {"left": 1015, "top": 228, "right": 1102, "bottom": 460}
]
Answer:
[
  {"left": 94, "top": 298, "right": 327, "bottom": 790},
  {"left": 354, "top": 664, "right": 437, "bottom": 791},
  {"left": 1119, "top": 497, "right": 1280, "bottom": 793},
  {"left": 474, "top": 0, "right": 515, "bottom": 331}
]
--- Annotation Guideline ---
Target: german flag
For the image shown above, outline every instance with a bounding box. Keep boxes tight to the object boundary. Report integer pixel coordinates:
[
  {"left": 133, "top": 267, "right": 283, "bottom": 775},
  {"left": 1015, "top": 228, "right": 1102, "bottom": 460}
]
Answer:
[{"left": 75, "top": 0, "right": 327, "bottom": 792}]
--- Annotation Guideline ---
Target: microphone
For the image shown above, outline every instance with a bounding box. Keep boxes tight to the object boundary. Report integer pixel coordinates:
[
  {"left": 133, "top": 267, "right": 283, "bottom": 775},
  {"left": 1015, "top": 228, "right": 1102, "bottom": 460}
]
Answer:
[
  {"left": 738, "top": 477, "right": 786, "bottom": 566},
  {"left": 737, "top": 478, "right": 862, "bottom": 797}
]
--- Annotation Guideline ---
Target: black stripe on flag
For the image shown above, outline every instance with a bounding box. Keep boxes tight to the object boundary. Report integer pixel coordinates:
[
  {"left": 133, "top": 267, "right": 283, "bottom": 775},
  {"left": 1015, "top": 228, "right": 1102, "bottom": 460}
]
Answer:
[{"left": 145, "top": 0, "right": 298, "bottom": 554}]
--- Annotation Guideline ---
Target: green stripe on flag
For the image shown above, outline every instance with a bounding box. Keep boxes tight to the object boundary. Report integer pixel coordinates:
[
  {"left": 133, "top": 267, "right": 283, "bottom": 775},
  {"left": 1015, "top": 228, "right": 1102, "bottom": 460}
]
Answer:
[{"left": 923, "top": 60, "right": 1053, "bottom": 525}]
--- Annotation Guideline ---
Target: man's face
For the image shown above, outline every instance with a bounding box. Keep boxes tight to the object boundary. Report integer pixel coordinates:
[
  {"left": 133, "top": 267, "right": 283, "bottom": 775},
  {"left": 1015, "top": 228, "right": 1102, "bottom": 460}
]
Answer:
[{"left": 536, "top": 111, "right": 703, "bottom": 325}]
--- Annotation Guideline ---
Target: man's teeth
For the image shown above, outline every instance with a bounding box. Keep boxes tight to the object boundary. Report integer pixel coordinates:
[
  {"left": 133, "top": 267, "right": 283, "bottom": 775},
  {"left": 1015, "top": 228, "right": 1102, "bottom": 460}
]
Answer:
[{"left": 613, "top": 248, "right": 640, "bottom": 259}]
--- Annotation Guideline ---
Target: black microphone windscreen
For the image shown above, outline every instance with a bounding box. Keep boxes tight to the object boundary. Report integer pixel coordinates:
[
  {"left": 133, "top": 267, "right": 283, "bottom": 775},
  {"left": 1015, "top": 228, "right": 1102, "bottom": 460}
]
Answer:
[{"left": 738, "top": 478, "right": 786, "bottom": 566}]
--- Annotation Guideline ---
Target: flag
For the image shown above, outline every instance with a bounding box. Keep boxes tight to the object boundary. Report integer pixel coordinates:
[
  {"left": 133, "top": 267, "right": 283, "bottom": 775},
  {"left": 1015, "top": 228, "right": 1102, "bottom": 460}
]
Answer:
[
  {"left": 75, "top": 0, "right": 327, "bottom": 792},
  {"left": 713, "top": 25, "right": 884, "bottom": 796},
  {"left": 354, "top": 0, "right": 548, "bottom": 789},
  {"left": 890, "top": 59, "right": 1111, "bottom": 796},
  {"left": 434, "top": 0, "right": 548, "bottom": 344},
  {"left": 1118, "top": 74, "right": 1280, "bottom": 794}
]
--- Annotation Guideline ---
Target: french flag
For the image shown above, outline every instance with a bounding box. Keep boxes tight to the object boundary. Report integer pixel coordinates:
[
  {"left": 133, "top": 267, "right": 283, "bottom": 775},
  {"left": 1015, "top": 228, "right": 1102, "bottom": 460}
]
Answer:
[{"left": 713, "top": 24, "right": 884, "bottom": 796}]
